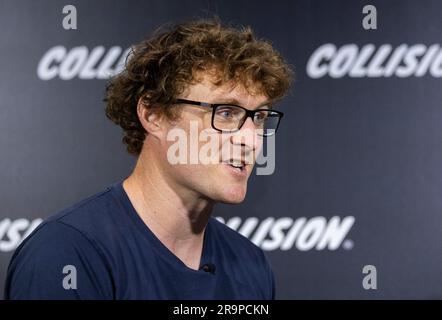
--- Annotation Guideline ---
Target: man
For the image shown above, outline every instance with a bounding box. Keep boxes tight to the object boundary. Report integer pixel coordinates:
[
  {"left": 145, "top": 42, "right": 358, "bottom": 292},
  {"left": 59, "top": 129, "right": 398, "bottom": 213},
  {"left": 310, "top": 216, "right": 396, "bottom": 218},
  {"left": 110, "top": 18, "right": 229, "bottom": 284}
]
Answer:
[{"left": 5, "top": 18, "right": 292, "bottom": 299}]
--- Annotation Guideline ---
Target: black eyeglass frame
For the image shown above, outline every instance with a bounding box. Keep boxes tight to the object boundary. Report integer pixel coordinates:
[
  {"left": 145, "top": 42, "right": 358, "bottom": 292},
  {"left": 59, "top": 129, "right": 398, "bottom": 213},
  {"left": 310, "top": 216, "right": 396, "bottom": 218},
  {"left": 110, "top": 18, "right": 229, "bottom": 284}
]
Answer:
[{"left": 175, "top": 98, "right": 284, "bottom": 136}]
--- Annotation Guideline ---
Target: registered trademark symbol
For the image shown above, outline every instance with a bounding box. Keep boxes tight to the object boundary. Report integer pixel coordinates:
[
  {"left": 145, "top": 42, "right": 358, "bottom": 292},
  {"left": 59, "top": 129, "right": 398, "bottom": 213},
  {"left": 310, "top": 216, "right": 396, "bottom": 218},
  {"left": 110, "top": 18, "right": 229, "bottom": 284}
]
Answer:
[{"left": 342, "top": 239, "right": 354, "bottom": 250}]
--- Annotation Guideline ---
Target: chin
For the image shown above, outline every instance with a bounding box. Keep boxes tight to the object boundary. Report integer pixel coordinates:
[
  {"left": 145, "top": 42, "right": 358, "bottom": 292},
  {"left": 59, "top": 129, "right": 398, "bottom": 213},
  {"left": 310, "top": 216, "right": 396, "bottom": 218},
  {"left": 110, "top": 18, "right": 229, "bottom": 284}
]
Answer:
[
  {"left": 219, "top": 184, "right": 247, "bottom": 204},
  {"left": 223, "top": 197, "right": 246, "bottom": 204}
]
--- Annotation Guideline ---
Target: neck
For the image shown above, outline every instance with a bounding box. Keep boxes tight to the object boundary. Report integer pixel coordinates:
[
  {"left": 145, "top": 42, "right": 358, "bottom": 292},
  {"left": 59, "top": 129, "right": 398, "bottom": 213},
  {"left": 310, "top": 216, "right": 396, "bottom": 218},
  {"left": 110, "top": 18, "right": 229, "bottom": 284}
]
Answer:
[{"left": 122, "top": 147, "right": 215, "bottom": 270}]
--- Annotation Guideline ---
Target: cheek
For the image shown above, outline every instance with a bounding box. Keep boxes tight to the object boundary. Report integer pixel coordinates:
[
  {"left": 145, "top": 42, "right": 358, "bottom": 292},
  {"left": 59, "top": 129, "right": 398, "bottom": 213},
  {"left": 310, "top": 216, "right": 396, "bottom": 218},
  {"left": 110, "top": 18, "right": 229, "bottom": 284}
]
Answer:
[{"left": 218, "top": 135, "right": 234, "bottom": 161}]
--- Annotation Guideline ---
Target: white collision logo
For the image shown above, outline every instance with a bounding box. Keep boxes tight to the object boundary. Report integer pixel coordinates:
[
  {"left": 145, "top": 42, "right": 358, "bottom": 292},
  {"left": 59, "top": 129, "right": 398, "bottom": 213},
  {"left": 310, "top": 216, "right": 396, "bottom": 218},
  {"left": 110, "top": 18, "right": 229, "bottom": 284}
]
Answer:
[
  {"left": 216, "top": 216, "right": 355, "bottom": 251},
  {"left": 307, "top": 43, "right": 442, "bottom": 78},
  {"left": 37, "top": 46, "right": 130, "bottom": 80},
  {"left": 0, "top": 218, "right": 42, "bottom": 252}
]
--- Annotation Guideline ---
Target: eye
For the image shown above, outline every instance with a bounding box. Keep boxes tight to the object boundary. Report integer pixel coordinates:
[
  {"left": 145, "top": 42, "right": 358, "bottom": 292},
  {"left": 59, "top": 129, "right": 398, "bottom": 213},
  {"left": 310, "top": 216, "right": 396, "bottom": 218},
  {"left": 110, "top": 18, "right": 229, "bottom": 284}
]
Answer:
[
  {"left": 215, "top": 106, "right": 241, "bottom": 119},
  {"left": 255, "top": 111, "right": 269, "bottom": 122},
  {"left": 219, "top": 110, "right": 233, "bottom": 118}
]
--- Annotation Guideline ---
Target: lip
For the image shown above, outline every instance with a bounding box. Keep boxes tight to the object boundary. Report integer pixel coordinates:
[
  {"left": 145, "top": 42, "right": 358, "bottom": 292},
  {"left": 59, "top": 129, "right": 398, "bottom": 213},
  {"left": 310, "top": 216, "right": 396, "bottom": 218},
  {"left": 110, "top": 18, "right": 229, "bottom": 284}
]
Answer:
[{"left": 221, "top": 162, "right": 248, "bottom": 178}]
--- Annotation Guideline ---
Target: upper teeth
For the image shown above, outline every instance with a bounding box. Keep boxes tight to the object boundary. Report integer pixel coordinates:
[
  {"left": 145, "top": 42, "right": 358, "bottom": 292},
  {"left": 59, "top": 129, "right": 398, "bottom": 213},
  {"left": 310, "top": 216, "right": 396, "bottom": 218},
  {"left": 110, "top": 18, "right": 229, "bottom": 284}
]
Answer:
[{"left": 230, "top": 161, "right": 243, "bottom": 168}]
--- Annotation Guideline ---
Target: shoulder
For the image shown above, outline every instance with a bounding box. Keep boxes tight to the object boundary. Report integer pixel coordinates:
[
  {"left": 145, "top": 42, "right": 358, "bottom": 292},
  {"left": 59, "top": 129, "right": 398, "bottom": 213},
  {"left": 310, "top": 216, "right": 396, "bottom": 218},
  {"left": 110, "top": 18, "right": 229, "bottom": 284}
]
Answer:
[
  {"left": 45, "top": 183, "right": 117, "bottom": 231},
  {"left": 4, "top": 184, "right": 121, "bottom": 299},
  {"left": 34, "top": 182, "right": 126, "bottom": 248},
  {"left": 5, "top": 220, "right": 114, "bottom": 299},
  {"left": 8, "top": 220, "right": 102, "bottom": 267},
  {"left": 11, "top": 182, "right": 122, "bottom": 266}
]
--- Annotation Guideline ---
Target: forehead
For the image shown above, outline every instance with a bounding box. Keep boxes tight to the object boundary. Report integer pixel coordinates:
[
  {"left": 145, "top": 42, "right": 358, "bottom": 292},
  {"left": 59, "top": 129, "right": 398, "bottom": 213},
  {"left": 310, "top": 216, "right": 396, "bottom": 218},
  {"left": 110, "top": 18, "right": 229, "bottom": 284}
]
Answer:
[{"left": 182, "top": 73, "right": 270, "bottom": 109}]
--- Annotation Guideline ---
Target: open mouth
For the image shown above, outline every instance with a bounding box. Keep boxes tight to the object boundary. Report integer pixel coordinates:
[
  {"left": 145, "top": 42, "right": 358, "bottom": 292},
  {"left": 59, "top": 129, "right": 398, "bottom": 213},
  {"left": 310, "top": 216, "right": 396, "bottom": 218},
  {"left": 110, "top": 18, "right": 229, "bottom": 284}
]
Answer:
[{"left": 223, "top": 160, "right": 246, "bottom": 172}]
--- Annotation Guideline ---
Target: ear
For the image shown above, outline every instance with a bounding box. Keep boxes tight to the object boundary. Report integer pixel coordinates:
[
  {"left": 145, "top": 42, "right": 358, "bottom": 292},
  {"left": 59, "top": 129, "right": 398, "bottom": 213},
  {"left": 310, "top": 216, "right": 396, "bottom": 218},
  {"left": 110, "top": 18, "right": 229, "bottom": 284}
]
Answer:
[{"left": 137, "top": 98, "right": 163, "bottom": 137}]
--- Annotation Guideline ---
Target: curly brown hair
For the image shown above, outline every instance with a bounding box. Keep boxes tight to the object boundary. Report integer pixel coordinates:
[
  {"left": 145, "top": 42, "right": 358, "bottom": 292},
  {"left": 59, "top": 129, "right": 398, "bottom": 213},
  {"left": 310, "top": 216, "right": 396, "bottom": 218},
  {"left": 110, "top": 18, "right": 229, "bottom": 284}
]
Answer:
[{"left": 104, "top": 18, "right": 293, "bottom": 156}]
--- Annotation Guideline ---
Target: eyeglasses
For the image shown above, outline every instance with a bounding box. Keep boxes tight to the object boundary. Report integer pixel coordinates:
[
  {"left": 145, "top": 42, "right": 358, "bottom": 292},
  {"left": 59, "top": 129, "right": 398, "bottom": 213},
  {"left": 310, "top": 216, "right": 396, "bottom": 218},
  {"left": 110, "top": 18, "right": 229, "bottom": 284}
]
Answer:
[{"left": 175, "top": 98, "right": 284, "bottom": 137}]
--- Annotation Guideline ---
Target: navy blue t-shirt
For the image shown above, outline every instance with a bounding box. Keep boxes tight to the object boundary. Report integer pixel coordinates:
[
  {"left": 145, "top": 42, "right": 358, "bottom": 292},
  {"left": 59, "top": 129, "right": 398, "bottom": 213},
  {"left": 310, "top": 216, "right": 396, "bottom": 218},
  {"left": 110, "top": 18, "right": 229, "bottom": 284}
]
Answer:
[{"left": 4, "top": 179, "right": 275, "bottom": 299}]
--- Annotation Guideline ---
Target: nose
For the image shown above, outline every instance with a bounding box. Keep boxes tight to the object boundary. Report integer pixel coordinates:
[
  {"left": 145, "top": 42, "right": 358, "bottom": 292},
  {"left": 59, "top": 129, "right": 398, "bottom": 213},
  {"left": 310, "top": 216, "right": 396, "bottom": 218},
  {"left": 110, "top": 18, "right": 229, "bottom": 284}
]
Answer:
[{"left": 230, "top": 117, "right": 262, "bottom": 152}]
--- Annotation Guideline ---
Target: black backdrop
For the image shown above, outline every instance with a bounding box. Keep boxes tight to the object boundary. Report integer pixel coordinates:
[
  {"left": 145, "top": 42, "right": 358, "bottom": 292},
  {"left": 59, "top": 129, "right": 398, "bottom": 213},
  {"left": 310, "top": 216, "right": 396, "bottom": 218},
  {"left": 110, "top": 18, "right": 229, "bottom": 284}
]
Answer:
[{"left": 2, "top": 0, "right": 442, "bottom": 299}]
